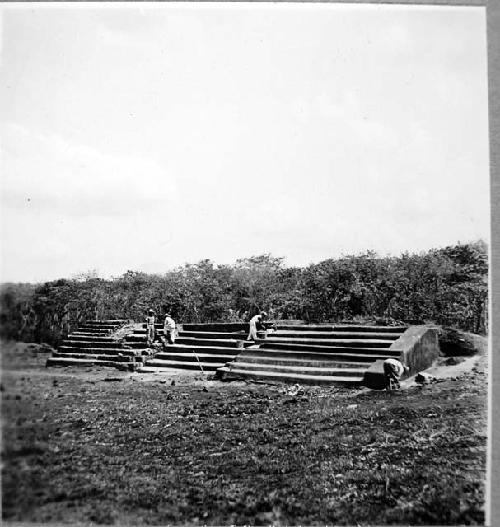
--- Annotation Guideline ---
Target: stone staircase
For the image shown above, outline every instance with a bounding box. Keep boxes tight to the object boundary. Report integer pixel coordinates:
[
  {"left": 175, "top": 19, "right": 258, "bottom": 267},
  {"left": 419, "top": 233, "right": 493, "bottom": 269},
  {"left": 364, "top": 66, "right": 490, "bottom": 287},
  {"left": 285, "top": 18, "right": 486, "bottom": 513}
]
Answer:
[
  {"left": 46, "top": 320, "right": 152, "bottom": 371},
  {"left": 45, "top": 320, "right": 439, "bottom": 386},
  {"left": 138, "top": 323, "right": 264, "bottom": 374},
  {"left": 216, "top": 324, "right": 409, "bottom": 385}
]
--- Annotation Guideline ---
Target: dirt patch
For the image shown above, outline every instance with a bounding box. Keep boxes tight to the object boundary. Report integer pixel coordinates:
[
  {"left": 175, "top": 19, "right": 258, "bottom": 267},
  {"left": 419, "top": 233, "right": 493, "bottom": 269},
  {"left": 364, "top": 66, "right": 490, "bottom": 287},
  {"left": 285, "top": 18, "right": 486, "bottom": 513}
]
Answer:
[{"left": 1, "top": 341, "right": 488, "bottom": 525}]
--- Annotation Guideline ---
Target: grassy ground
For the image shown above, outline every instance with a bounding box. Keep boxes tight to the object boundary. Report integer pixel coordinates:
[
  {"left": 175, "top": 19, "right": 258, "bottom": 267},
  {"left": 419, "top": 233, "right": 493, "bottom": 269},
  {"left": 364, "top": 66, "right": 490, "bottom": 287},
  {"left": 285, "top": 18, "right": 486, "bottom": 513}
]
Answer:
[{"left": 1, "top": 341, "right": 487, "bottom": 526}]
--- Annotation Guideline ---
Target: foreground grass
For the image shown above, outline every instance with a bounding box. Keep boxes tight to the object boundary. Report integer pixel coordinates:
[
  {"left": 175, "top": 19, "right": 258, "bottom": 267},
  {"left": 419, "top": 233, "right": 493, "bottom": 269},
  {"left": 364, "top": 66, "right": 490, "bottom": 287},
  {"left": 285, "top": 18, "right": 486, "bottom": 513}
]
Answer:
[{"left": 1, "top": 344, "right": 487, "bottom": 525}]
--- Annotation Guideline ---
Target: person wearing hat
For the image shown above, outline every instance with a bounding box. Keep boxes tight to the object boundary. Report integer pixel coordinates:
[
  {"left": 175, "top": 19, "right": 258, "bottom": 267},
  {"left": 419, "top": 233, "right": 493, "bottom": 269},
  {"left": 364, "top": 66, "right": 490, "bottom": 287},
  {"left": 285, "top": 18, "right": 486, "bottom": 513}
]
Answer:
[
  {"left": 163, "top": 312, "right": 176, "bottom": 345},
  {"left": 247, "top": 311, "right": 268, "bottom": 341},
  {"left": 145, "top": 309, "right": 156, "bottom": 346},
  {"left": 383, "top": 358, "right": 410, "bottom": 391}
]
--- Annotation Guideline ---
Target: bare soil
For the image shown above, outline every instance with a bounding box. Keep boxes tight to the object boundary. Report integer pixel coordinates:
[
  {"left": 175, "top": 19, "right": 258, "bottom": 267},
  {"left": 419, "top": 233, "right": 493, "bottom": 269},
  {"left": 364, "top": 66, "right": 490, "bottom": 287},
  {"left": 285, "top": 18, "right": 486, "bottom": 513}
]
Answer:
[{"left": 1, "top": 340, "right": 488, "bottom": 525}]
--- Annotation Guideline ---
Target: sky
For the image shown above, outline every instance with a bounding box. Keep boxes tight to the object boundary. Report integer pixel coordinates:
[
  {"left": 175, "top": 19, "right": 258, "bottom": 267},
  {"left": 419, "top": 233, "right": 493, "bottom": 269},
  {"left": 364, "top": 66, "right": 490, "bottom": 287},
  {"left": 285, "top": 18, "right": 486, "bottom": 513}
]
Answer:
[{"left": 0, "top": 3, "right": 489, "bottom": 283}]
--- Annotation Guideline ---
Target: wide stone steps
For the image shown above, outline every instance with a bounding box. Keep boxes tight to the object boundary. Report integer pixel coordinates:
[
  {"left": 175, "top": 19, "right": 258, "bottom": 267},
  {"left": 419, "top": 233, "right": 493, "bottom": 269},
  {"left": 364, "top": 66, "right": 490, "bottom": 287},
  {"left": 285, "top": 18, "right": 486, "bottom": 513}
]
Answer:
[
  {"left": 177, "top": 331, "right": 264, "bottom": 340},
  {"left": 46, "top": 319, "right": 138, "bottom": 371},
  {"left": 234, "top": 356, "right": 369, "bottom": 369},
  {"left": 46, "top": 357, "right": 136, "bottom": 369},
  {"left": 52, "top": 352, "right": 137, "bottom": 362},
  {"left": 57, "top": 346, "right": 140, "bottom": 356},
  {"left": 259, "top": 337, "right": 394, "bottom": 348},
  {"left": 154, "top": 351, "right": 238, "bottom": 363},
  {"left": 63, "top": 335, "right": 117, "bottom": 342},
  {"left": 212, "top": 324, "right": 410, "bottom": 385},
  {"left": 69, "top": 331, "right": 115, "bottom": 337},
  {"left": 60, "top": 340, "right": 127, "bottom": 349},
  {"left": 269, "top": 331, "right": 401, "bottom": 340},
  {"left": 258, "top": 342, "right": 401, "bottom": 355},
  {"left": 224, "top": 361, "right": 365, "bottom": 375},
  {"left": 173, "top": 337, "right": 246, "bottom": 348},
  {"left": 140, "top": 359, "right": 225, "bottom": 372},
  {"left": 217, "top": 366, "right": 364, "bottom": 385},
  {"left": 182, "top": 323, "right": 253, "bottom": 332},
  {"left": 78, "top": 324, "right": 125, "bottom": 331},
  {"left": 271, "top": 324, "right": 407, "bottom": 333},
  {"left": 239, "top": 352, "right": 377, "bottom": 367}
]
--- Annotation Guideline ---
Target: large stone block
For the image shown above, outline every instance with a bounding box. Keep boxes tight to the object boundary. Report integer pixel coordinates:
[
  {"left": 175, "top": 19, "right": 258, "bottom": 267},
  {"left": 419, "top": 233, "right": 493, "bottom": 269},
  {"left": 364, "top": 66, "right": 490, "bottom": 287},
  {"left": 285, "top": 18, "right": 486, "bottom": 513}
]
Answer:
[{"left": 363, "top": 326, "right": 440, "bottom": 389}]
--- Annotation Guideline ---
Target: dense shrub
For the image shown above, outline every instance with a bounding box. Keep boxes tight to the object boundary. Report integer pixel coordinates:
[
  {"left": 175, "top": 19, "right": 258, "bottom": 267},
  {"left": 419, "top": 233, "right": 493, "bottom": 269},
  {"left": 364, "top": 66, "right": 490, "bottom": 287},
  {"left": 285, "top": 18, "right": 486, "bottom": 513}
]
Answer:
[{"left": 0, "top": 241, "right": 488, "bottom": 346}]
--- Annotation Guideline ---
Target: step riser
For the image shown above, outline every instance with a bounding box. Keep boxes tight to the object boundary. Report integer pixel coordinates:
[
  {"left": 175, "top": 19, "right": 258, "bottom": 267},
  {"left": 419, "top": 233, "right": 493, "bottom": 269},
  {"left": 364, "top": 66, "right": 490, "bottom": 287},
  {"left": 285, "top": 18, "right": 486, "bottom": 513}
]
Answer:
[
  {"left": 175, "top": 338, "right": 243, "bottom": 348},
  {"left": 273, "top": 325, "right": 407, "bottom": 333},
  {"left": 178, "top": 332, "right": 265, "bottom": 340},
  {"left": 77, "top": 326, "right": 122, "bottom": 332},
  {"left": 66, "top": 336, "right": 116, "bottom": 342},
  {"left": 247, "top": 349, "right": 395, "bottom": 362},
  {"left": 221, "top": 370, "right": 363, "bottom": 385},
  {"left": 143, "top": 361, "right": 223, "bottom": 371},
  {"left": 58, "top": 347, "right": 138, "bottom": 357},
  {"left": 235, "top": 356, "right": 372, "bottom": 369},
  {"left": 143, "top": 345, "right": 243, "bottom": 355},
  {"left": 227, "top": 364, "right": 364, "bottom": 377},
  {"left": 260, "top": 339, "right": 393, "bottom": 349},
  {"left": 71, "top": 329, "right": 114, "bottom": 337},
  {"left": 52, "top": 352, "right": 135, "bottom": 363},
  {"left": 61, "top": 341, "right": 124, "bottom": 349},
  {"left": 154, "top": 353, "right": 237, "bottom": 363},
  {"left": 260, "top": 343, "right": 401, "bottom": 355},
  {"left": 270, "top": 332, "right": 401, "bottom": 340},
  {"left": 46, "top": 358, "right": 140, "bottom": 369},
  {"left": 182, "top": 323, "right": 249, "bottom": 332}
]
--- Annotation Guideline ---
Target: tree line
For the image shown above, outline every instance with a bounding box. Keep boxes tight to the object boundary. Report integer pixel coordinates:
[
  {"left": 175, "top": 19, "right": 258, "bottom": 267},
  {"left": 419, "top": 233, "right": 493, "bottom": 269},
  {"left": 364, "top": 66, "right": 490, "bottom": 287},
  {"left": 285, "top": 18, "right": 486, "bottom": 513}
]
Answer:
[{"left": 0, "top": 241, "right": 488, "bottom": 346}]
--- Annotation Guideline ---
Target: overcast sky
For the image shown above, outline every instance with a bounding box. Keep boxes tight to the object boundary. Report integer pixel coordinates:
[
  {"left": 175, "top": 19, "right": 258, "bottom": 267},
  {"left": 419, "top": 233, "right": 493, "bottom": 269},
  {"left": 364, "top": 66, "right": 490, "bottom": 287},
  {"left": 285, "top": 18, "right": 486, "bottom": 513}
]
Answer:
[{"left": 0, "top": 3, "right": 489, "bottom": 283}]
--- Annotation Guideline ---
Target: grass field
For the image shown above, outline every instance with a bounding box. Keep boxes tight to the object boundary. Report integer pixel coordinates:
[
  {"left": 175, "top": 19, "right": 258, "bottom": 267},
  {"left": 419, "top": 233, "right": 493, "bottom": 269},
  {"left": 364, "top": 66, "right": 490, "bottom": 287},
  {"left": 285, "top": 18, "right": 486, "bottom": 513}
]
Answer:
[{"left": 1, "top": 341, "right": 487, "bottom": 525}]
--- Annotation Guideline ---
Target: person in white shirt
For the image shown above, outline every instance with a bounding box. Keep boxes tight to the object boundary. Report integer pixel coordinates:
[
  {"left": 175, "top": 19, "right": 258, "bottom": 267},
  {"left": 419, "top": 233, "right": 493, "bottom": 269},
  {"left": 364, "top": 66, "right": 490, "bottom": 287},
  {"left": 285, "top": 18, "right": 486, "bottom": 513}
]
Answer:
[
  {"left": 383, "top": 358, "right": 410, "bottom": 390},
  {"left": 163, "top": 313, "right": 176, "bottom": 344},
  {"left": 247, "top": 312, "right": 267, "bottom": 341}
]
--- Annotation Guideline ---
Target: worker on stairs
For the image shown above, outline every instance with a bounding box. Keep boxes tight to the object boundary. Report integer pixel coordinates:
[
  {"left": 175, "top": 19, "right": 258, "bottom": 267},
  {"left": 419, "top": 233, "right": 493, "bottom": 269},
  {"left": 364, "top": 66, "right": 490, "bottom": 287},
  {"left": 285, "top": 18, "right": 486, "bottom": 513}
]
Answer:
[
  {"left": 145, "top": 309, "right": 156, "bottom": 346},
  {"left": 246, "top": 311, "right": 268, "bottom": 342},
  {"left": 383, "top": 358, "right": 410, "bottom": 391},
  {"left": 163, "top": 313, "right": 176, "bottom": 345}
]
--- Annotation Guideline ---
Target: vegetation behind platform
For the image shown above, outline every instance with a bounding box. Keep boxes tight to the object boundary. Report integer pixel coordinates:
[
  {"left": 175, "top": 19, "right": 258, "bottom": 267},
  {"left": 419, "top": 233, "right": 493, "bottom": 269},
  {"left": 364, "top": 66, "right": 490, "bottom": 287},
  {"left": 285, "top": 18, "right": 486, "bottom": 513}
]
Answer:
[{"left": 0, "top": 241, "right": 488, "bottom": 346}]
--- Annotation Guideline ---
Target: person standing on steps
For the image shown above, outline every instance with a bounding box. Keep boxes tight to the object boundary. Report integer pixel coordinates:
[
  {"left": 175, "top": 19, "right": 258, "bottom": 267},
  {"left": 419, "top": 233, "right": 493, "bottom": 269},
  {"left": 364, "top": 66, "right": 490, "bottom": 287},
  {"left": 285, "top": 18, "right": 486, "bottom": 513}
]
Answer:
[
  {"left": 247, "top": 311, "right": 268, "bottom": 341},
  {"left": 163, "top": 313, "right": 176, "bottom": 345},
  {"left": 145, "top": 309, "right": 156, "bottom": 346},
  {"left": 383, "top": 358, "right": 409, "bottom": 391}
]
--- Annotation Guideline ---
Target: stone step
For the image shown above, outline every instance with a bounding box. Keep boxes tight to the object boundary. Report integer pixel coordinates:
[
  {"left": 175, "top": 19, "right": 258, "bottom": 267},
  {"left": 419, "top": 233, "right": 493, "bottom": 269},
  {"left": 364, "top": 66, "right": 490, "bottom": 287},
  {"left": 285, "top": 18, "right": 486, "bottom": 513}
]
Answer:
[
  {"left": 174, "top": 337, "right": 245, "bottom": 348},
  {"left": 143, "top": 359, "right": 224, "bottom": 371},
  {"left": 78, "top": 324, "right": 124, "bottom": 331},
  {"left": 70, "top": 331, "right": 115, "bottom": 336},
  {"left": 237, "top": 350, "right": 382, "bottom": 367},
  {"left": 132, "top": 328, "right": 166, "bottom": 335},
  {"left": 217, "top": 367, "right": 364, "bottom": 385},
  {"left": 57, "top": 346, "right": 140, "bottom": 357},
  {"left": 259, "top": 342, "right": 401, "bottom": 355},
  {"left": 52, "top": 352, "right": 136, "bottom": 362},
  {"left": 260, "top": 338, "right": 394, "bottom": 348},
  {"left": 123, "top": 341, "right": 153, "bottom": 349},
  {"left": 273, "top": 324, "right": 407, "bottom": 333},
  {"left": 226, "top": 361, "right": 365, "bottom": 376},
  {"left": 270, "top": 331, "right": 401, "bottom": 340},
  {"left": 80, "top": 319, "right": 127, "bottom": 325},
  {"left": 147, "top": 344, "right": 242, "bottom": 355},
  {"left": 46, "top": 357, "right": 138, "bottom": 370},
  {"left": 178, "top": 331, "right": 266, "bottom": 339},
  {"left": 235, "top": 355, "right": 369, "bottom": 369},
  {"left": 61, "top": 340, "right": 126, "bottom": 349},
  {"left": 125, "top": 329, "right": 164, "bottom": 342},
  {"left": 154, "top": 352, "right": 238, "bottom": 363},
  {"left": 65, "top": 335, "right": 117, "bottom": 342},
  {"left": 182, "top": 323, "right": 249, "bottom": 332}
]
